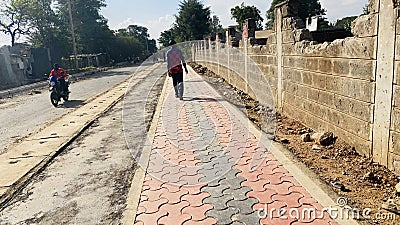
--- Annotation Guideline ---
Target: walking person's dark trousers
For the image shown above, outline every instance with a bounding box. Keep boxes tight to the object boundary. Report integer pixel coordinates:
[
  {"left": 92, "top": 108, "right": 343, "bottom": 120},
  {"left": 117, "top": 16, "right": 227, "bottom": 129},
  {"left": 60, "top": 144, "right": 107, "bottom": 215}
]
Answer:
[{"left": 171, "top": 72, "right": 184, "bottom": 99}]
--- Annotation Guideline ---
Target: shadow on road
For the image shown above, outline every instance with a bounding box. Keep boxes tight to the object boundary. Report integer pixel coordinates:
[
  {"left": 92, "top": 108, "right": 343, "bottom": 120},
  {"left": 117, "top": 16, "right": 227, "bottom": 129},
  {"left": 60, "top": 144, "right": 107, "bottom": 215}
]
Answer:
[{"left": 61, "top": 100, "right": 85, "bottom": 108}]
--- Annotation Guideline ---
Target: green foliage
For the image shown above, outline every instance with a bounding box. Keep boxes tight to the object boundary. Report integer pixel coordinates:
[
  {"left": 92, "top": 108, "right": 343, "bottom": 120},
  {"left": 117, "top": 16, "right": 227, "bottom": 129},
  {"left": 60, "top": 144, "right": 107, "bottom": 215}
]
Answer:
[
  {"left": 266, "top": 0, "right": 326, "bottom": 29},
  {"left": 173, "top": 0, "right": 212, "bottom": 42},
  {"left": 335, "top": 16, "right": 357, "bottom": 31},
  {"left": 109, "top": 36, "right": 144, "bottom": 62},
  {"left": 158, "top": 29, "right": 175, "bottom": 48},
  {"left": 56, "top": 0, "right": 114, "bottom": 54},
  {"left": 210, "top": 15, "right": 223, "bottom": 34},
  {"left": 230, "top": 2, "right": 263, "bottom": 30}
]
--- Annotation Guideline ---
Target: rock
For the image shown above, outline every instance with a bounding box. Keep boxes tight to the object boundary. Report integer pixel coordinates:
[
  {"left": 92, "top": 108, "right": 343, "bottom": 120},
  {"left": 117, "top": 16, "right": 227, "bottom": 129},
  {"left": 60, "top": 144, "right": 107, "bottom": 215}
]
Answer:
[
  {"left": 311, "top": 132, "right": 335, "bottom": 146},
  {"left": 301, "top": 133, "right": 312, "bottom": 142},
  {"left": 312, "top": 145, "right": 321, "bottom": 151},
  {"left": 395, "top": 182, "right": 400, "bottom": 194},
  {"left": 320, "top": 132, "right": 335, "bottom": 146},
  {"left": 280, "top": 138, "right": 290, "bottom": 144},
  {"left": 311, "top": 132, "right": 322, "bottom": 141},
  {"left": 330, "top": 181, "right": 346, "bottom": 191}
]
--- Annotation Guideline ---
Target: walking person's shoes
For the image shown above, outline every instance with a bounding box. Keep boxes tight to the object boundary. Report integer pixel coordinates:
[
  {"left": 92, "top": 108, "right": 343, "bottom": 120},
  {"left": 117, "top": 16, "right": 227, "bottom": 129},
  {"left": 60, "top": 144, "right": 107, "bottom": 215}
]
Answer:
[{"left": 179, "top": 96, "right": 183, "bottom": 100}]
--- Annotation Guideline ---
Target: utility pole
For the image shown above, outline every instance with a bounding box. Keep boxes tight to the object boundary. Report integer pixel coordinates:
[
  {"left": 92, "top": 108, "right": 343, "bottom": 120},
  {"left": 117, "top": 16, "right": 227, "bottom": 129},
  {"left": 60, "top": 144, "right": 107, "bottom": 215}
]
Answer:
[{"left": 68, "top": 0, "right": 79, "bottom": 70}]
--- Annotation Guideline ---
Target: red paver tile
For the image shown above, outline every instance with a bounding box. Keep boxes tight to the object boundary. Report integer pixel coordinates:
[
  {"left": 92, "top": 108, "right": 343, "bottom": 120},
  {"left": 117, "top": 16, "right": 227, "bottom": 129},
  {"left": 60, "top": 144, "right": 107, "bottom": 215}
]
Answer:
[
  {"left": 180, "top": 173, "right": 205, "bottom": 185},
  {"left": 158, "top": 201, "right": 192, "bottom": 225},
  {"left": 135, "top": 207, "right": 168, "bottom": 225},
  {"left": 237, "top": 170, "right": 263, "bottom": 182},
  {"left": 242, "top": 179, "right": 270, "bottom": 192},
  {"left": 263, "top": 172, "right": 286, "bottom": 185},
  {"left": 141, "top": 187, "right": 169, "bottom": 202},
  {"left": 299, "top": 196, "right": 318, "bottom": 205},
  {"left": 261, "top": 217, "right": 297, "bottom": 225},
  {"left": 182, "top": 204, "right": 214, "bottom": 221},
  {"left": 272, "top": 165, "right": 290, "bottom": 174},
  {"left": 266, "top": 182, "right": 294, "bottom": 196},
  {"left": 181, "top": 192, "right": 211, "bottom": 207},
  {"left": 280, "top": 175, "right": 302, "bottom": 186},
  {"left": 249, "top": 189, "right": 278, "bottom": 206},
  {"left": 139, "top": 198, "right": 169, "bottom": 214},
  {"left": 142, "top": 177, "right": 166, "bottom": 191},
  {"left": 182, "top": 217, "right": 217, "bottom": 225},
  {"left": 185, "top": 184, "right": 206, "bottom": 195},
  {"left": 272, "top": 192, "right": 304, "bottom": 208},
  {"left": 160, "top": 188, "right": 189, "bottom": 204}
]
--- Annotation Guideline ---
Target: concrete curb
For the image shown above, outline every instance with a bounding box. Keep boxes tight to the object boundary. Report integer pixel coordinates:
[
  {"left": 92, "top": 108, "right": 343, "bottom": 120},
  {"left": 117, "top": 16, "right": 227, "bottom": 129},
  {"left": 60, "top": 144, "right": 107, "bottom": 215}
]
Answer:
[
  {"left": 122, "top": 72, "right": 170, "bottom": 225},
  {"left": 0, "top": 67, "right": 109, "bottom": 99}
]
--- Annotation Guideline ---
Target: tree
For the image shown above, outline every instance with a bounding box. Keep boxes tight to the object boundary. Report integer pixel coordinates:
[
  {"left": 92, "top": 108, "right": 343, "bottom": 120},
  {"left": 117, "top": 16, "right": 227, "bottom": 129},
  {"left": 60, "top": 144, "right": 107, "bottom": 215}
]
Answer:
[
  {"left": 231, "top": 3, "right": 264, "bottom": 30},
  {"left": 173, "top": 0, "right": 211, "bottom": 42},
  {"left": 56, "top": 0, "right": 114, "bottom": 54},
  {"left": 158, "top": 29, "right": 175, "bottom": 48},
  {"left": 210, "top": 15, "right": 223, "bottom": 34},
  {"left": 266, "top": 0, "right": 326, "bottom": 29},
  {"left": 0, "top": 0, "right": 31, "bottom": 46}
]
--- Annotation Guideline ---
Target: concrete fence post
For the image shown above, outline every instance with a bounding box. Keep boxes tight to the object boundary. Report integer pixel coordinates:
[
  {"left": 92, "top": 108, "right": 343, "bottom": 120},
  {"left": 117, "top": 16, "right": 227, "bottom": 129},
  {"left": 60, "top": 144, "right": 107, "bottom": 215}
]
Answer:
[{"left": 372, "top": 0, "right": 396, "bottom": 166}]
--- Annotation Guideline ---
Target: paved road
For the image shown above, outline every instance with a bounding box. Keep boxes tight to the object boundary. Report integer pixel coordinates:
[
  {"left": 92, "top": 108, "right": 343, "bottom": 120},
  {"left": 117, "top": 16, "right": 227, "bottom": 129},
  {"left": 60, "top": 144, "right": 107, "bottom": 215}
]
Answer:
[
  {"left": 0, "top": 67, "right": 137, "bottom": 154},
  {"left": 0, "top": 64, "right": 166, "bottom": 224}
]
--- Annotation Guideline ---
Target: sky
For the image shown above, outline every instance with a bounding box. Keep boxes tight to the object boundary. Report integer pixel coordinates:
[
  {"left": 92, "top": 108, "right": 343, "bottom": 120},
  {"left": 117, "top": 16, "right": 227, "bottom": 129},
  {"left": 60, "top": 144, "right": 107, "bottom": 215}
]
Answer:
[{"left": 0, "top": 0, "right": 368, "bottom": 46}]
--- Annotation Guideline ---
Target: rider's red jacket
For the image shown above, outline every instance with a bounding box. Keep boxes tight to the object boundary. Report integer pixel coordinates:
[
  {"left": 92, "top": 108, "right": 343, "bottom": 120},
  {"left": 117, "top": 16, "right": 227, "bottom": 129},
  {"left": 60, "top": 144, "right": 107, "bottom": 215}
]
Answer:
[{"left": 49, "top": 68, "right": 67, "bottom": 79}]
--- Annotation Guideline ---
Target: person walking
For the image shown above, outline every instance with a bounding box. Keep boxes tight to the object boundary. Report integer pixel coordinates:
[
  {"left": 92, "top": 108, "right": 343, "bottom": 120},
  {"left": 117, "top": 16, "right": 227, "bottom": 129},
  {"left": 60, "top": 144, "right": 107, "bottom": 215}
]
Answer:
[{"left": 166, "top": 40, "right": 188, "bottom": 100}]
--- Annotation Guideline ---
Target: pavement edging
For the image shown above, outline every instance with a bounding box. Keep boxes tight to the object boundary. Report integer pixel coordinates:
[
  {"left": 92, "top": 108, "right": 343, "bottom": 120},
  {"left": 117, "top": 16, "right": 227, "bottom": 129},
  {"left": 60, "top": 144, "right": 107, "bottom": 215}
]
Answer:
[{"left": 122, "top": 71, "right": 170, "bottom": 225}]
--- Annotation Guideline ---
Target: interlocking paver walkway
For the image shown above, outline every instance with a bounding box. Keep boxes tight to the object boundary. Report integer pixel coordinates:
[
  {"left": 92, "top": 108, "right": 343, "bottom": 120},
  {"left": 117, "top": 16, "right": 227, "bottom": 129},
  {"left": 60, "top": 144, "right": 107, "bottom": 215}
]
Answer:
[{"left": 133, "top": 70, "right": 339, "bottom": 225}]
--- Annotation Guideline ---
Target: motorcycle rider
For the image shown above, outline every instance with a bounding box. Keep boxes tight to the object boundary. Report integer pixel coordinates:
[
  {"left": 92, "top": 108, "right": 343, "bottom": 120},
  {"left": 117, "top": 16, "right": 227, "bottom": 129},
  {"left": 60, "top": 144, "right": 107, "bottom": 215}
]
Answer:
[{"left": 49, "top": 63, "right": 69, "bottom": 94}]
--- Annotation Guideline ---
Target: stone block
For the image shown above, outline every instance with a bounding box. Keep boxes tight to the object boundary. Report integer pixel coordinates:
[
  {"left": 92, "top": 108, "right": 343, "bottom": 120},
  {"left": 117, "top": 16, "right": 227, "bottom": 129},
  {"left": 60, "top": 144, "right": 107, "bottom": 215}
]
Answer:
[
  {"left": 282, "top": 30, "right": 295, "bottom": 43},
  {"left": 326, "top": 108, "right": 371, "bottom": 140},
  {"left": 307, "top": 88, "right": 319, "bottom": 102},
  {"left": 349, "top": 60, "right": 376, "bottom": 81},
  {"left": 282, "top": 43, "right": 295, "bottom": 55},
  {"left": 302, "top": 71, "right": 313, "bottom": 86},
  {"left": 395, "top": 61, "right": 400, "bottom": 84},
  {"left": 311, "top": 73, "right": 327, "bottom": 89},
  {"left": 352, "top": 14, "right": 378, "bottom": 38},
  {"left": 390, "top": 131, "right": 400, "bottom": 156},
  {"left": 392, "top": 108, "right": 400, "bottom": 132},
  {"left": 318, "top": 90, "right": 335, "bottom": 106},
  {"left": 394, "top": 85, "right": 400, "bottom": 107},
  {"left": 318, "top": 58, "right": 333, "bottom": 74},
  {"left": 306, "top": 58, "right": 319, "bottom": 71},
  {"left": 395, "top": 37, "right": 400, "bottom": 61},
  {"left": 333, "top": 60, "right": 350, "bottom": 76},
  {"left": 333, "top": 95, "right": 373, "bottom": 122}
]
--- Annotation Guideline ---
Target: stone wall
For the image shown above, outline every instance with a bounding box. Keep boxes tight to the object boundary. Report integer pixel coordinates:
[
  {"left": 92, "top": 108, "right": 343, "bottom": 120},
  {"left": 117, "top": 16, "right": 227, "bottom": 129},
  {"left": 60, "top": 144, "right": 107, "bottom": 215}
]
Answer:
[{"left": 194, "top": 0, "right": 400, "bottom": 174}]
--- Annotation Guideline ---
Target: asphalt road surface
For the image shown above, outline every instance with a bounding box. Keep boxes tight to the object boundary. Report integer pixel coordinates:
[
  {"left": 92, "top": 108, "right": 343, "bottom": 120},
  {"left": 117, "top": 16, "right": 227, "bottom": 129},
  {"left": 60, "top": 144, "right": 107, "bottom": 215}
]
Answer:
[
  {"left": 0, "top": 64, "right": 166, "bottom": 224},
  {"left": 0, "top": 67, "right": 137, "bottom": 154}
]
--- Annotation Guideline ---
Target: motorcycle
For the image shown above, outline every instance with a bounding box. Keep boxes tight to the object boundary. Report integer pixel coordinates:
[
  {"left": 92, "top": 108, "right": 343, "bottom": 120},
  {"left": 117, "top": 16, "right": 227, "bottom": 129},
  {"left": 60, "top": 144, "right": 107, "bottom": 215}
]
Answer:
[{"left": 48, "top": 76, "right": 70, "bottom": 107}]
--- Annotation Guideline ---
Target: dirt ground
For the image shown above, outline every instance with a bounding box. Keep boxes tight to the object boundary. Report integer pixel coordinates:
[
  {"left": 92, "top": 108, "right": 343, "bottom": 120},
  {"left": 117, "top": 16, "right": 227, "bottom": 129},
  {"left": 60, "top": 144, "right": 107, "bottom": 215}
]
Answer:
[{"left": 189, "top": 62, "right": 400, "bottom": 225}]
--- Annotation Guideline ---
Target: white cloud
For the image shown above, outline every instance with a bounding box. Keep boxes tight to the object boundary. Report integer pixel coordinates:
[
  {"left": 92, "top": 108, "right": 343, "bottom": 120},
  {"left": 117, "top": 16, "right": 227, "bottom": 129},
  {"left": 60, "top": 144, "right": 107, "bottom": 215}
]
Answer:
[{"left": 114, "top": 14, "right": 175, "bottom": 40}]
